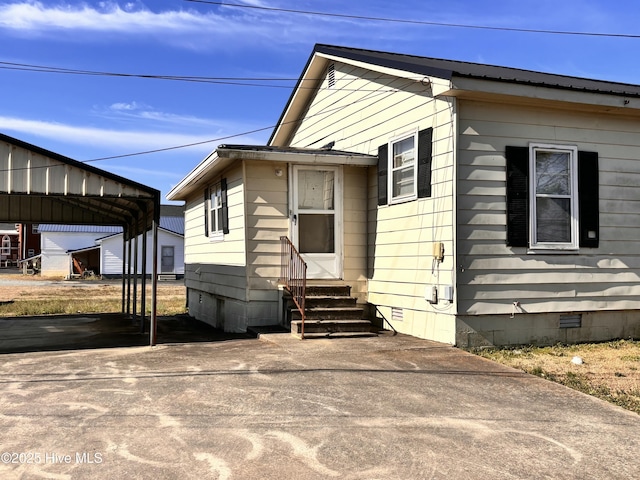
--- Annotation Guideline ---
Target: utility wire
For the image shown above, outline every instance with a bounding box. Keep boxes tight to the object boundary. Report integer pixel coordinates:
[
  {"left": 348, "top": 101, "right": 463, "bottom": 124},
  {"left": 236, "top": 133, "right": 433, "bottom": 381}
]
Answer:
[
  {"left": 0, "top": 61, "right": 405, "bottom": 92},
  {"left": 186, "top": 0, "right": 640, "bottom": 39}
]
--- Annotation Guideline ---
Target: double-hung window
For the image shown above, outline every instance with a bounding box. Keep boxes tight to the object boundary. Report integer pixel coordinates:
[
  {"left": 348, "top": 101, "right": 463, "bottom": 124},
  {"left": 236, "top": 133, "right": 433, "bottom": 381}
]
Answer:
[
  {"left": 530, "top": 144, "right": 579, "bottom": 250},
  {"left": 390, "top": 132, "right": 418, "bottom": 203},
  {"left": 209, "top": 182, "right": 223, "bottom": 237},
  {"left": 204, "top": 178, "right": 229, "bottom": 240},
  {"left": 377, "top": 128, "right": 433, "bottom": 206},
  {"left": 506, "top": 144, "right": 599, "bottom": 251}
]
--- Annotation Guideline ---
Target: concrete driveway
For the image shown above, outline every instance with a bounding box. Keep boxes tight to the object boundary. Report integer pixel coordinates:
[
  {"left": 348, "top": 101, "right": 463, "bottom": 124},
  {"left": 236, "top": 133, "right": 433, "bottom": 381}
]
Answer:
[{"left": 0, "top": 330, "right": 638, "bottom": 479}]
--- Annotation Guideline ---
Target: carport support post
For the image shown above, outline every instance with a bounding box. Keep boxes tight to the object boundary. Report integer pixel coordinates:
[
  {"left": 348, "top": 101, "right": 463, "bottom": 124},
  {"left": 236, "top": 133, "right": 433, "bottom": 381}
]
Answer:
[
  {"left": 132, "top": 222, "right": 139, "bottom": 322},
  {"left": 121, "top": 226, "right": 127, "bottom": 314},
  {"left": 150, "top": 219, "right": 159, "bottom": 346},
  {"left": 141, "top": 210, "right": 148, "bottom": 334},
  {"left": 127, "top": 228, "right": 132, "bottom": 316}
]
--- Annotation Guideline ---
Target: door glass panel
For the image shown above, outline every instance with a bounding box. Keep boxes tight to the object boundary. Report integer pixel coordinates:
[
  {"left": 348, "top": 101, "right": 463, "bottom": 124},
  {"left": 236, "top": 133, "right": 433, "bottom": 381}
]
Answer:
[
  {"left": 299, "top": 214, "right": 335, "bottom": 253},
  {"left": 297, "top": 170, "right": 334, "bottom": 210}
]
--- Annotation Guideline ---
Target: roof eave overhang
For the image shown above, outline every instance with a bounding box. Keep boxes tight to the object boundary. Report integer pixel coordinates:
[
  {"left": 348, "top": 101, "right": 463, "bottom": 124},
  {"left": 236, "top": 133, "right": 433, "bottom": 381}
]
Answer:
[
  {"left": 166, "top": 146, "right": 377, "bottom": 200},
  {"left": 441, "top": 76, "right": 640, "bottom": 113}
]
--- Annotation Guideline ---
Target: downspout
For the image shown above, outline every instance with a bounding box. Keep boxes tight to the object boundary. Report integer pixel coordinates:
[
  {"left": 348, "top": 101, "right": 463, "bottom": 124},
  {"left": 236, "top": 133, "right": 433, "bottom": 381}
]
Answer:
[{"left": 450, "top": 95, "right": 459, "bottom": 343}]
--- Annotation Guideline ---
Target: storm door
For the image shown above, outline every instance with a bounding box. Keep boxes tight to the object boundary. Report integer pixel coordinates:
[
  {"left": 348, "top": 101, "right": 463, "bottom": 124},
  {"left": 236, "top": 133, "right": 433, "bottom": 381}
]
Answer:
[{"left": 291, "top": 165, "right": 342, "bottom": 279}]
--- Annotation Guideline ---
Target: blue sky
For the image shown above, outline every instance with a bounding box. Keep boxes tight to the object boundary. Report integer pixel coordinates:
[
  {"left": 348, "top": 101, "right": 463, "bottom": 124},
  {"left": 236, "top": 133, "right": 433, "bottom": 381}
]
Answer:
[{"left": 1, "top": 0, "right": 640, "bottom": 201}]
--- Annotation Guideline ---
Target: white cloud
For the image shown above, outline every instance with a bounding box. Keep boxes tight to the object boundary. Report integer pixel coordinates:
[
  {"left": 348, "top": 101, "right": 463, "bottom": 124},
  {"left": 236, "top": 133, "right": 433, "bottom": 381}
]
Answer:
[
  {"left": 0, "top": 115, "right": 267, "bottom": 153},
  {"left": 0, "top": 1, "right": 419, "bottom": 49},
  {"left": 0, "top": 1, "right": 212, "bottom": 33}
]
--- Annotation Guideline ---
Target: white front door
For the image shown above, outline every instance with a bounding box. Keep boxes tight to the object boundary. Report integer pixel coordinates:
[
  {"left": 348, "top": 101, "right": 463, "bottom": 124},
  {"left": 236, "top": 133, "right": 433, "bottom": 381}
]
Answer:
[{"left": 291, "top": 165, "right": 343, "bottom": 279}]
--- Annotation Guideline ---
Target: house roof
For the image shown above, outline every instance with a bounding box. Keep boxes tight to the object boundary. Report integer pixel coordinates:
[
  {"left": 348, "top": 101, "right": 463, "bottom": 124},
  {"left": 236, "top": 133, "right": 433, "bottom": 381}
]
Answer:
[
  {"left": 312, "top": 44, "right": 640, "bottom": 98},
  {"left": 269, "top": 44, "right": 640, "bottom": 145},
  {"left": 166, "top": 144, "right": 376, "bottom": 201},
  {"left": 38, "top": 225, "right": 122, "bottom": 234},
  {"left": 0, "top": 223, "right": 17, "bottom": 234}
]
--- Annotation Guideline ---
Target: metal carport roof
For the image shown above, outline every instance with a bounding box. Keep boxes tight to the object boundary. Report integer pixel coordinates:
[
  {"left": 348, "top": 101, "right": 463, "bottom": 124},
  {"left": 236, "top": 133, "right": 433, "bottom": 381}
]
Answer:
[
  {"left": 0, "top": 133, "right": 159, "bottom": 236},
  {"left": 0, "top": 132, "right": 162, "bottom": 345}
]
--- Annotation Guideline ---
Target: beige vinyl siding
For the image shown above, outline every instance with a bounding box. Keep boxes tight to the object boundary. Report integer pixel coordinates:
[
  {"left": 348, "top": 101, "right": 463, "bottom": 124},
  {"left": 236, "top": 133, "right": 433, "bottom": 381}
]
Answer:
[
  {"left": 284, "top": 63, "right": 455, "bottom": 343},
  {"left": 182, "top": 166, "right": 246, "bottom": 267},
  {"left": 288, "top": 62, "right": 447, "bottom": 155},
  {"left": 457, "top": 99, "right": 640, "bottom": 316},
  {"left": 342, "top": 165, "right": 368, "bottom": 301},
  {"left": 245, "top": 160, "right": 288, "bottom": 293},
  {"left": 182, "top": 165, "right": 248, "bottom": 330},
  {"left": 287, "top": 61, "right": 457, "bottom": 341}
]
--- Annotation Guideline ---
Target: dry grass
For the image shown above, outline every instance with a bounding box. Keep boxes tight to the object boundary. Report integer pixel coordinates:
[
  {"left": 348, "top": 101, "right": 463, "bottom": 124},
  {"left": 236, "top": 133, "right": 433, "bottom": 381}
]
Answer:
[
  {"left": 0, "top": 275, "right": 186, "bottom": 317},
  {"left": 472, "top": 340, "right": 640, "bottom": 414}
]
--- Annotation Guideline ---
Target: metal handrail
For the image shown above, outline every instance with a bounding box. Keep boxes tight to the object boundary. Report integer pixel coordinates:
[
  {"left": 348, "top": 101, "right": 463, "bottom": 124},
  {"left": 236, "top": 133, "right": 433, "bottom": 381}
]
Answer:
[{"left": 280, "top": 236, "right": 307, "bottom": 339}]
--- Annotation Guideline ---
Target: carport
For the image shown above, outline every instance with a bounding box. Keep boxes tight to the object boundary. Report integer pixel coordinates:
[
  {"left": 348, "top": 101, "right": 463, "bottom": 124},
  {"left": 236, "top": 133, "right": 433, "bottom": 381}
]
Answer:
[{"left": 0, "top": 132, "right": 162, "bottom": 345}]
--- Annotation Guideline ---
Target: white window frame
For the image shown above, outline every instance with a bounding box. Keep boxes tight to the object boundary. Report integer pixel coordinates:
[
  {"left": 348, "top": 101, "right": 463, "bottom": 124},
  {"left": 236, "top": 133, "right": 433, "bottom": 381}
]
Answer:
[
  {"left": 388, "top": 130, "right": 418, "bottom": 204},
  {"left": 208, "top": 181, "right": 224, "bottom": 241},
  {"left": 529, "top": 143, "right": 579, "bottom": 251}
]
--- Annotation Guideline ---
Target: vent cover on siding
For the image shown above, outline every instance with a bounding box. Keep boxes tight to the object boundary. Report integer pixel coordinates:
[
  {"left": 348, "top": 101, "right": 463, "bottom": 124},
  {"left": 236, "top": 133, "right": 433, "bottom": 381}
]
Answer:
[
  {"left": 391, "top": 307, "right": 403, "bottom": 322},
  {"left": 560, "top": 314, "right": 582, "bottom": 328},
  {"left": 327, "top": 63, "right": 335, "bottom": 89}
]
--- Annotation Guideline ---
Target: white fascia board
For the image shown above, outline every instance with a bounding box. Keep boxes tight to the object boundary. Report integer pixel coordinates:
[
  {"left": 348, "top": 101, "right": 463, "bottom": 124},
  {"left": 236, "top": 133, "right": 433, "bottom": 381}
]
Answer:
[
  {"left": 270, "top": 56, "right": 327, "bottom": 146},
  {"left": 166, "top": 149, "right": 220, "bottom": 201},
  {"left": 217, "top": 148, "right": 377, "bottom": 166}
]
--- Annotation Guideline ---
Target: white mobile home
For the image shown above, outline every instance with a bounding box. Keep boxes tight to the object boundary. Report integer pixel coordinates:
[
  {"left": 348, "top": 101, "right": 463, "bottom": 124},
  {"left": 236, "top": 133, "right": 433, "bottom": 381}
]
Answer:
[{"left": 168, "top": 44, "right": 640, "bottom": 346}]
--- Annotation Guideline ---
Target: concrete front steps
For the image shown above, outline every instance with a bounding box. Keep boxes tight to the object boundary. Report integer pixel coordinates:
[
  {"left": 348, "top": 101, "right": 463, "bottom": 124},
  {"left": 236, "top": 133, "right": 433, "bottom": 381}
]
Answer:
[{"left": 287, "top": 284, "right": 377, "bottom": 339}]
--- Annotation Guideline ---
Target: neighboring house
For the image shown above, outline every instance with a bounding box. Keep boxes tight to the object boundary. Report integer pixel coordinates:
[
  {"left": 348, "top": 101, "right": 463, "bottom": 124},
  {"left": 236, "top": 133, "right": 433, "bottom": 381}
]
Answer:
[
  {"left": 0, "top": 223, "right": 19, "bottom": 266},
  {"left": 168, "top": 44, "right": 640, "bottom": 347},
  {"left": 17, "top": 224, "right": 41, "bottom": 262},
  {"left": 39, "top": 206, "right": 185, "bottom": 278}
]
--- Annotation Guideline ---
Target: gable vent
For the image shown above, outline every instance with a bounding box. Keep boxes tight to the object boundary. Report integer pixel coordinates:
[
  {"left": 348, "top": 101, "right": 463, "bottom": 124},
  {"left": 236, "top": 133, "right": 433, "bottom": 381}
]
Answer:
[
  {"left": 560, "top": 314, "right": 582, "bottom": 328},
  {"left": 327, "top": 63, "right": 335, "bottom": 89}
]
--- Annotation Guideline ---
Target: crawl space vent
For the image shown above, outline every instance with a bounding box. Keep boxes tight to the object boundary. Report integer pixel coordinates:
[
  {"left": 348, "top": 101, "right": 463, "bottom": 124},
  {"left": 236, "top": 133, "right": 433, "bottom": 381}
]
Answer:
[
  {"left": 559, "top": 314, "right": 582, "bottom": 328},
  {"left": 391, "top": 307, "right": 403, "bottom": 322}
]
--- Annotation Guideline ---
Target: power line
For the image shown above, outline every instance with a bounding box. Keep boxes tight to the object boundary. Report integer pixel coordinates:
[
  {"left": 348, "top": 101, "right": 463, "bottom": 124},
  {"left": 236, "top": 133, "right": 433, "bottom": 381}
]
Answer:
[
  {"left": 0, "top": 61, "right": 406, "bottom": 92},
  {"left": 186, "top": 0, "right": 640, "bottom": 39},
  {"left": 0, "top": 61, "right": 298, "bottom": 88}
]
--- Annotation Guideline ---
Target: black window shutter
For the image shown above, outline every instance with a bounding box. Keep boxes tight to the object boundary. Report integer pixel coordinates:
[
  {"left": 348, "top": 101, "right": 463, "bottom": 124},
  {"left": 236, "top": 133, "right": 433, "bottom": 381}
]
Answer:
[
  {"left": 417, "top": 128, "right": 433, "bottom": 198},
  {"left": 505, "top": 146, "right": 529, "bottom": 247},
  {"left": 377, "top": 143, "right": 388, "bottom": 206},
  {"left": 221, "top": 178, "right": 229, "bottom": 234},
  {"left": 578, "top": 151, "right": 599, "bottom": 248},
  {"left": 203, "top": 187, "right": 209, "bottom": 236}
]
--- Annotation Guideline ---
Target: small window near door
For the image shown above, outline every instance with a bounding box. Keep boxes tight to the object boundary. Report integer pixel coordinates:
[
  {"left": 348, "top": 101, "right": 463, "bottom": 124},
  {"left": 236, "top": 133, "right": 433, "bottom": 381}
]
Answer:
[{"left": 204, "top": 179, "right": 229, "bottom": 240}]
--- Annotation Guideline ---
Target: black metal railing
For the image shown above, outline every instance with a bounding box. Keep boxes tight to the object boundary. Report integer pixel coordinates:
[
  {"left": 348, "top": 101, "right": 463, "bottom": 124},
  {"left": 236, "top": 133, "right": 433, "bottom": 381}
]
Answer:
[{"left": 280, "top": 236, "right": 307, "bottom": 338}]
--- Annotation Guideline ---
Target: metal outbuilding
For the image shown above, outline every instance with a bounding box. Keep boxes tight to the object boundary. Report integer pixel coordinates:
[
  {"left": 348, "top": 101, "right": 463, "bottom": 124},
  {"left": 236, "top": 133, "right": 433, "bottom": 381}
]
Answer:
[{"left": 0, "top": 132, "right": 162, "bottom": 345}]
